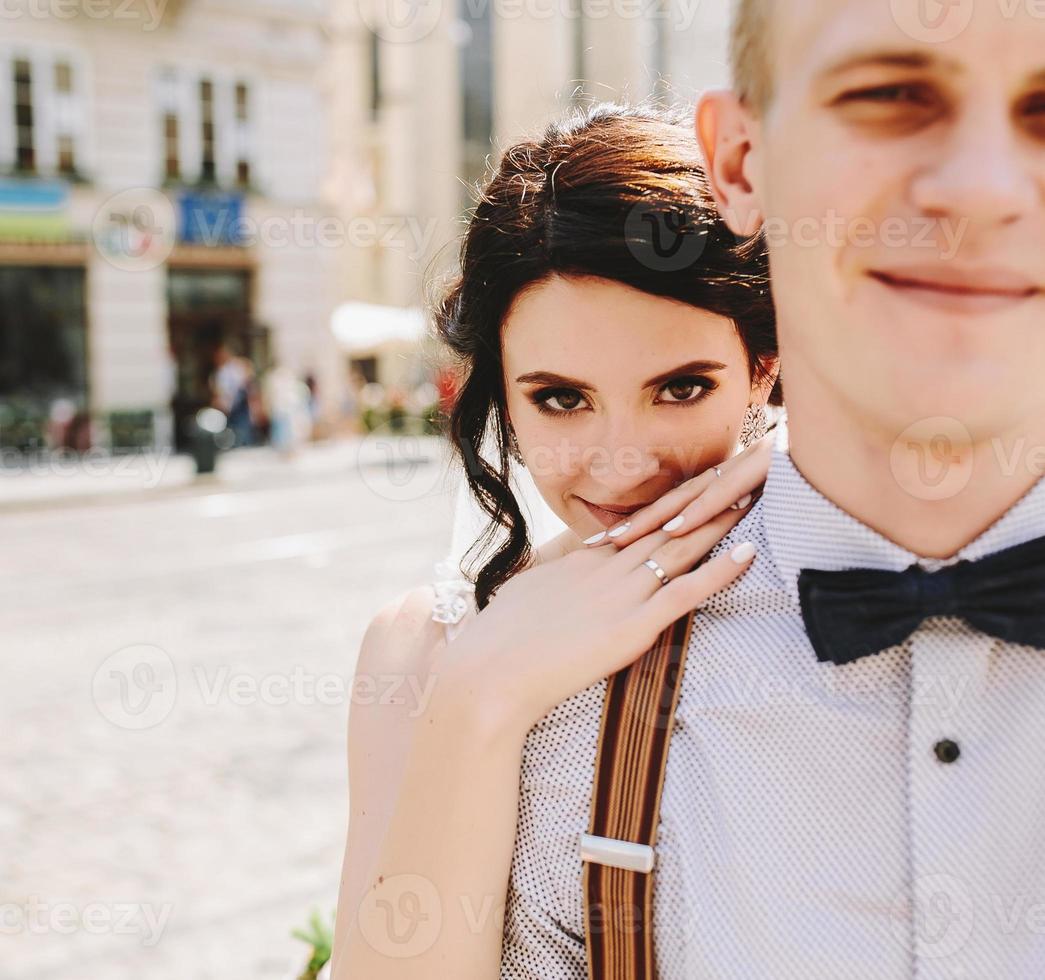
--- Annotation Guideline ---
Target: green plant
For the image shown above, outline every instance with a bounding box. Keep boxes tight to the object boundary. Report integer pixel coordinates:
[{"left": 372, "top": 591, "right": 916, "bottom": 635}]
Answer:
[
  {"left": 0, "top": 401, "right": 47, "bottom": 453},
  {"left": 420, "top": 402, "right": 442, "bottom": 435},
  {"left": 108, "top": 409, "right": 155, "bottom": 452},
  {"left": 291, "top": 906, "right": 335, "bottom": 980},
  {"left": 361, "top": 406, "right": 384, "bottom": 433}
]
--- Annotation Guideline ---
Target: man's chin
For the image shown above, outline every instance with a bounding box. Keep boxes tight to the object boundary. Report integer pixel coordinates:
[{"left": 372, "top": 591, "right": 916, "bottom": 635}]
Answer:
[{"left": 850, "top": 367, "right": 1032, "bottom": 446}]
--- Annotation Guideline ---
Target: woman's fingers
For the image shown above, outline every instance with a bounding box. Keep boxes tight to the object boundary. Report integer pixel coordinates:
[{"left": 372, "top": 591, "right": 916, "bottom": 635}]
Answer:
[
  {"left": 591, "top": 433, "right": 774, "bottom": 549},
  {"left": 615, "top": 504, "right": 750, "bottom": 597},
  {"left": 586, "top": 466, "right": 719, "bottom": 548},
  {"left": 638, "top": 536, "right": 758, "bottom": 631},
  {"left": 658, "top": 437, "right": 772, "bottom": 536}
]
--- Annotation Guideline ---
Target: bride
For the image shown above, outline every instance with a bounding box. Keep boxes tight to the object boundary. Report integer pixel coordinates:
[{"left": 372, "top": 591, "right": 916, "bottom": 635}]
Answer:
[{"left": 329, "top": 101, "right": 782, "bottom": 979}]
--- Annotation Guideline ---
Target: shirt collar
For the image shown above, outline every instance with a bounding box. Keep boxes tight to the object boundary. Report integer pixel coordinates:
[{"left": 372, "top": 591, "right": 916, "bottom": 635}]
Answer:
[{"left": 762, "top": 416, "right": 1045, "bottom": 605}]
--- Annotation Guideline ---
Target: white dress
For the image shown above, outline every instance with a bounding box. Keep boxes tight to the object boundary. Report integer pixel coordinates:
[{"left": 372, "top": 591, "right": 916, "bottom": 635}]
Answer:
[{"left": 430, "top": 557, "right": 478, "bottom": 644}]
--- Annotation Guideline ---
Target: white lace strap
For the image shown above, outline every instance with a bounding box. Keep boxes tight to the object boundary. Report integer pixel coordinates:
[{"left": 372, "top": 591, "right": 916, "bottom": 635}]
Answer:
[{"left": 431, "top": 559, "right": 476, "bottom": 643}]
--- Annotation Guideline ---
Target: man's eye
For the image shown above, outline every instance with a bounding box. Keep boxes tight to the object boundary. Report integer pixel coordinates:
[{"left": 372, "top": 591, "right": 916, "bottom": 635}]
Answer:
[
  {"left": 840, "top": 84, "right": 936, "bottom": 106},
  {"left": 831, "top": 83, "right": 945, "bottom": 132},
  {"left": 1018, "top": 91, "right": 1045, "bottom": 135},
  {"left": 657, "top": 377, "right": 714, "bottom": 404}
]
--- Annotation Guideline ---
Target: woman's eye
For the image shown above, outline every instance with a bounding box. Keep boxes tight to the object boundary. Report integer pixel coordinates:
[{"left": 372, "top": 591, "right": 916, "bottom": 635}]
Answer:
[
  {"left": 533, "top": 389, "right": 587, "bottom": 414},
  {"left": 657, "top": 377, "right": 714, "bottom": 404}
]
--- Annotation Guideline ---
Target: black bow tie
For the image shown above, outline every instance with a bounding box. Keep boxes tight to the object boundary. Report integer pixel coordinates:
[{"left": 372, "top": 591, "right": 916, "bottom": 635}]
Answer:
[{"left": 797, "top": 535, "right": 1045, "bottom": 666}]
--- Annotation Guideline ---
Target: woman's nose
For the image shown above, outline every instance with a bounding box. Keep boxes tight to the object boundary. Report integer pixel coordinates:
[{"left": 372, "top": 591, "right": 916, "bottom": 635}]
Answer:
[{"left": 581, "top": 432, "right": 662, "bottom": 493}]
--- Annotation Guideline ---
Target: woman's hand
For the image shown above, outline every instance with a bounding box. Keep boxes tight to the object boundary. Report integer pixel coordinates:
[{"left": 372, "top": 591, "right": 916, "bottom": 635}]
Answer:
[
  {"left": 586, "top": 429, "right": 774, "bottom": 549},
  {"left": 437, "top": 494, "right": 761, "bottom": 743}
]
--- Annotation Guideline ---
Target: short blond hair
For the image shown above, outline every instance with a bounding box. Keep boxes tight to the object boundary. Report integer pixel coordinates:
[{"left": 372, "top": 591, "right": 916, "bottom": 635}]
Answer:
[{"left": 730, "top": 0, "right": 773, "bottom": 111}]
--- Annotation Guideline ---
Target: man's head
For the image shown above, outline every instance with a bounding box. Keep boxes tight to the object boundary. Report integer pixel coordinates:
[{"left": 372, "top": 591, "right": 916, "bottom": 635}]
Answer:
[
  {"left": 731, "top": 0, "right": 773, "bottom": 112},
  {"left": 701, "top": 0, "right": 1045, "bottom": 445}
]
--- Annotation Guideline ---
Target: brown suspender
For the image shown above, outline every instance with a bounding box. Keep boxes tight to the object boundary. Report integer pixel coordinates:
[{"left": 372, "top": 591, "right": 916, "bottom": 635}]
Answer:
[{"left": 581, "top": 609, "right": 696, "bottom": 980}]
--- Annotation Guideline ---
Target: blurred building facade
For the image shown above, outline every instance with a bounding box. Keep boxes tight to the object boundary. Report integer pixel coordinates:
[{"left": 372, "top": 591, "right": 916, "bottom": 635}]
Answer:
[
  {"left": 0, "top": 0, "right": 731, "bottom": 451},
  {"left": 0, "top": 0, "right": 340, "bottom": 452},
  {"left": 326, "top": 0, "right": 731, "bottom": 399}
]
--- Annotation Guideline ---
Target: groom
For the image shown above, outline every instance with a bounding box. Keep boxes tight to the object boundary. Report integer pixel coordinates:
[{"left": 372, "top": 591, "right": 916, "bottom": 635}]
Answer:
[{"left": 500, "top": 1, "right": 1045, "bottom": 977}]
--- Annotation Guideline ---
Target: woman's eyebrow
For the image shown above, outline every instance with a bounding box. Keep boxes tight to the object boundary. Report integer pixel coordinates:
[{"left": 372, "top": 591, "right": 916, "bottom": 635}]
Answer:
[
  {"left": 515, "top": 360, "right": 727, "bottom": 391},
  {"left": 643, "top": 360, "right": 728, "bottom": 389}
]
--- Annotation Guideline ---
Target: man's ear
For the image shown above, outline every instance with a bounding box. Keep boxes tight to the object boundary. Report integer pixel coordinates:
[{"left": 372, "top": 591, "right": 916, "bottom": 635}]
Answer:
[{"left": 695, "top": 91, "right": 763, "bottom": 238}]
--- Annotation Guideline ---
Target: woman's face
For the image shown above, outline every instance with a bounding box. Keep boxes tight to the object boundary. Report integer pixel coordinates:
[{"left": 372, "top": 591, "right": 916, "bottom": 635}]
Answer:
[{"left": 502, "top": 274, "right": 774, "bottom": 541}]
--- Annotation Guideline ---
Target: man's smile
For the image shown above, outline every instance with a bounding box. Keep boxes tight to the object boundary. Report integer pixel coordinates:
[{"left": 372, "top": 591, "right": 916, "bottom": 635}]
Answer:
[{"left": 868, "top": 265, "right": 1041, "bottom": 316}]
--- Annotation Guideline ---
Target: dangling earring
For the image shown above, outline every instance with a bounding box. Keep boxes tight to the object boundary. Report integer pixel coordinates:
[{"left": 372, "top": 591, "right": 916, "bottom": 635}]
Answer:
[{"left": 739, "top": 404, "right": 769, "bottom": 449}]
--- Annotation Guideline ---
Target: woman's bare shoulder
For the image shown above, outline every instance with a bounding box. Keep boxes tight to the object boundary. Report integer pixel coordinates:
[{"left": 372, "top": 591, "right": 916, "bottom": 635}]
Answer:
[
  {"left": 357, "top": 585, "right": 446, "bottom": 682},
  {"left": 349, "top": 587, "right": 448, "bottom": 807}
]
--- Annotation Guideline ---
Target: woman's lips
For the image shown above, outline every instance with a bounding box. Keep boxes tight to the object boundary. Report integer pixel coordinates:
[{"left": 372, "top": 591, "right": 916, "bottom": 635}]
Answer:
[
  {"left": 578, "top": 498, "right": 648, "bottom": 529},
  {"left": 868, "top": 269, "right": 1040, "bottom": 316}
]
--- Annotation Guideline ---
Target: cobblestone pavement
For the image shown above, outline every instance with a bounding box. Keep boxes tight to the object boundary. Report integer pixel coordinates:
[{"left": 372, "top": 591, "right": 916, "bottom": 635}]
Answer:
[{"left": 1, "top": 445, "right": 457, "bottom": 979}]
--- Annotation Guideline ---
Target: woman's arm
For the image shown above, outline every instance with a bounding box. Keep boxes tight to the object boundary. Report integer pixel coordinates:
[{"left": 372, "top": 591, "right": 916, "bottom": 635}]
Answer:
[
  {"left": 330, "top": 587, "right": 528, "bottom": 980},
  {"left": 330, "top": 441, "right": 773, "bottom": 978}
]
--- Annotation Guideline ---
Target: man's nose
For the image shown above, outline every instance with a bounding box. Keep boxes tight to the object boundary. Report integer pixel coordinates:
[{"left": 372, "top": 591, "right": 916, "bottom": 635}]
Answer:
[{"left": 910, "top": 98, "right": 1038, "bottom": 230}]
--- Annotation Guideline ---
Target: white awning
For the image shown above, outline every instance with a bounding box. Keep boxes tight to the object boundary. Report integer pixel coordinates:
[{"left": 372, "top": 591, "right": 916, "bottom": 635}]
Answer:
[{"left": 330, "top": 302, "right": 426, "bottom": 354}]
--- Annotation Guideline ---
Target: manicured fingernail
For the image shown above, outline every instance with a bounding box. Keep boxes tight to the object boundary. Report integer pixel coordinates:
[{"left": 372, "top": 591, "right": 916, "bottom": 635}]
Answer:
[
  {"left": 584, "top": 531, "right": 607, "bottom": 545},
  {"left": 662, "top": 514, "right": 686, "bottom": 532},
  {"left": 607, "top": 523, "right": 631, "bottom": 539},
  {"left": 730, "top": 493, "right": 753, "bottom": 511},
  {"left": 731, "top": 541, "right": 757, "bottom": 564}
]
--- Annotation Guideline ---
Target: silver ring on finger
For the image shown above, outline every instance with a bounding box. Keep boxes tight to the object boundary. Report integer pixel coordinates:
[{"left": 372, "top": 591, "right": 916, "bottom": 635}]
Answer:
[
  {"left": 643, "top": 558, "right": 671, "bottom": 587},
  {"left": 712, "top": 465, "right": 724, "bottom": 479}
]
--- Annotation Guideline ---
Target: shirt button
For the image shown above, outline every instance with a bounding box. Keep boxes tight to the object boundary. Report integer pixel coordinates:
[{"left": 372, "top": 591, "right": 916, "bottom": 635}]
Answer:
[{"left": 934, "top": 739, "right": 961, "bottom": 764}]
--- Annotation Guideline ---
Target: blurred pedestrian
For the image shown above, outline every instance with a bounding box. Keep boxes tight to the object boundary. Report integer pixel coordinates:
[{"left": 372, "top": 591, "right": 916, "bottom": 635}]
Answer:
[
  {"left": 262, "top": 365, "right": 313, "bottom": 456},
  {"left": 303, "top": 371, "right": 320, "bottom": 437},
  {"left": 341, "top": 367, "right": 366, "bottom": 435},
  {"left": 46, "top": 398, "right": 77, "bottom": 451},
  {"left": 386, "top": 386, "right": 407, "bottom": 433},
  {"left": 211, "top": 343, "right": 256, "bottom": 448}
]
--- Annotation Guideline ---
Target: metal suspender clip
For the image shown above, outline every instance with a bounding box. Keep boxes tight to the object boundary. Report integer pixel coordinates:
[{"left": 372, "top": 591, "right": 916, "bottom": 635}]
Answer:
[{"left": 579, "top": 833, "right": 655, "bottom": 874}]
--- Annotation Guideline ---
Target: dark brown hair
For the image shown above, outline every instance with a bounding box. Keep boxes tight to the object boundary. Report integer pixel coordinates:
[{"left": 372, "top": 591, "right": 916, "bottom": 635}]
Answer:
[{"left": 431, "top": 101, "right": 777, "bottom": 610}]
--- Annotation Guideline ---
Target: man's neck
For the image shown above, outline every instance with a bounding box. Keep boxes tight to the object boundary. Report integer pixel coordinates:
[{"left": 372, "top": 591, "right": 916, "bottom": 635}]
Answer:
[{"left": 785, "top": 397, "right": 1045, "bottom": 560}]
